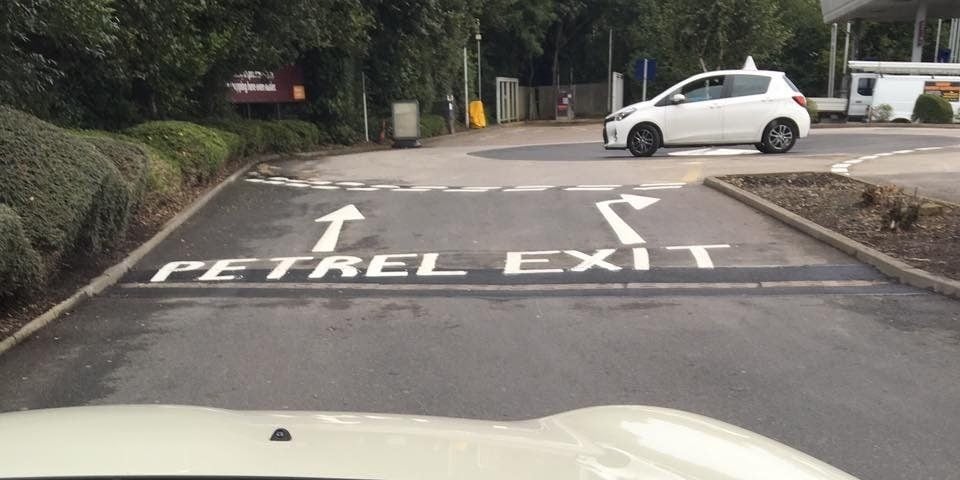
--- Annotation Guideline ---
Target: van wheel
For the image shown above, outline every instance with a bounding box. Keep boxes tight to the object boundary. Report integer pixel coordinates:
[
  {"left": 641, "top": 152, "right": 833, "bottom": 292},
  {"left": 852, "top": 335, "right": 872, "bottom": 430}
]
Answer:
[
  {"left": 627, "top": 124, "right": 660, "bottom": 157},
  {"left": 758, "top": 120, "right": 797, "bottom": 154}
]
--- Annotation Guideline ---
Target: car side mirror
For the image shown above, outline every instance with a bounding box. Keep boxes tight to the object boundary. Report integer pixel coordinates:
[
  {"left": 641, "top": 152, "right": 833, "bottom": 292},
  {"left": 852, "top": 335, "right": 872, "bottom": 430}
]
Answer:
[{"left": 671, "top": 94, "right": 687, "bottom": 104}]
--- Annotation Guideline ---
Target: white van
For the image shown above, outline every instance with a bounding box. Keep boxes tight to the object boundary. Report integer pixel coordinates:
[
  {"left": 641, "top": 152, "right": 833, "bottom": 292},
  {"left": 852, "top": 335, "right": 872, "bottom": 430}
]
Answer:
[{"left": 847, "top": 71, "right": 960, "bottom": 121}]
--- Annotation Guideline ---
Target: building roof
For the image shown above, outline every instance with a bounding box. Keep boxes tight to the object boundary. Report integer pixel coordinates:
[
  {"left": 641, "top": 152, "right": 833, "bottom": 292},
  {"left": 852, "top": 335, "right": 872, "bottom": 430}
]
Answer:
[{"left": 821, "top": 0, "right": 960, "bottom": 23}]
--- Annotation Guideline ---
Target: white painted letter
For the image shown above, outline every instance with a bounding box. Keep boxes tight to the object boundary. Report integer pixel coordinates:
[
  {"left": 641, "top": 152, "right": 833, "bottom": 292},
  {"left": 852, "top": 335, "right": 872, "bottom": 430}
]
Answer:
[
  {"left": 665, "top": 244, "right": 730, "bottom": 269},
  {"left": 564, "top": 249, "right": 621, "bottom": 272},
  {"left": 267, "top": 256, "right": 314, "bottom": 280},
  {"left": 367, "top": 253, "right": 416, "bottom": 277},
  {"left": 504, "top": 251, "right": 563, "bottom": 275},
  {"left": 198, "top": 258, "right": 258, "bottom": 281},
  {"left": 150, "top": 261, "right": 206, "bottom": 282},
  {"left": 309, "top": 256, "right": 363, "bottom": 279},
  {"left": 417, "top": 253, "right": 467, "bottom": 276},
  {"left": 632, "top": 248, "right": 650, "bottom": 271}
]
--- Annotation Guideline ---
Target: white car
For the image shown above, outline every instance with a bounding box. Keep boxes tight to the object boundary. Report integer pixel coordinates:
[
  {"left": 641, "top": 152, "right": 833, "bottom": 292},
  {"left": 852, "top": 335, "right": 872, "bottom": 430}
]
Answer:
[
  {"left": 604, "top": 70, "right": 811, "bottom": 156},
  {"left": 0, "top": 404, "right": 858, "bottom": 479}
]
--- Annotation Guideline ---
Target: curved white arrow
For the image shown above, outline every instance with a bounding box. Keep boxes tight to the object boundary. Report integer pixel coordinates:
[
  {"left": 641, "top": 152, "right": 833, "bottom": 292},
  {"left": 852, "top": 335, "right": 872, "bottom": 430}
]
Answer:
[
  {"left": 596, "top": 194, "right": 659, "bottom": 245},
  {"left": 313, "top": 204, "right": 365, "bottom": 252}
]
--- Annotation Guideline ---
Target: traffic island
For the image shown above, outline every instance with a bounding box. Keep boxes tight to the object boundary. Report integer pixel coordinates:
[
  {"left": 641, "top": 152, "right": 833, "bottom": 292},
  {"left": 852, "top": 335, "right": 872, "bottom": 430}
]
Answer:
[{"left": 705, "top": 172, "right": 960, "bottom": 299}]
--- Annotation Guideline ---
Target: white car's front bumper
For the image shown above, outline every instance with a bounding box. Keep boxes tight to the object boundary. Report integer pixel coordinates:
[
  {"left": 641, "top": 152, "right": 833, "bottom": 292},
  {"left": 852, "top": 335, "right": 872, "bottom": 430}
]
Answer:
[{"left": 602, "top": 120, "right": 628, "bottom": 149}]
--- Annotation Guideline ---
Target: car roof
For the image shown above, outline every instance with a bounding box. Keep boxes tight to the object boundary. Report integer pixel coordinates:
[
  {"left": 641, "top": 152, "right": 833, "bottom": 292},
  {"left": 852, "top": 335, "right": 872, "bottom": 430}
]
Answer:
[{"left": 690, "top": 69, "right": 785, "bottom": 78}]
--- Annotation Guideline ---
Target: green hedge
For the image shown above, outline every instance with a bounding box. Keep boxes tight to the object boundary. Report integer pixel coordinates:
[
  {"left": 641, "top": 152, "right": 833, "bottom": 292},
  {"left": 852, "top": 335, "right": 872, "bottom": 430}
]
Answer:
[
  {"left": 805, "top": 99, "right": 820, "bottom": 124},
  {"left": 209, "top": 127, "right": 243, "bottom": 159},
  {"left": 0, "top": 204, "right": 43, "bottom": 298},
  {"left": 142, "top": 144, "right": 184, "bottom": 208},
  {"left": 125, "top": 121, "right": 230, "bottom": 183},
  {"left": 257, "top": 120, "right": 300, "bottom": 152},
  {"left": 206, "top": 119, "right": 266, "bottom": 156},
  {"left": 74, "top": 133, "right": 150, "bottom": 210},
  {"left": 912, "top": 94, "right": 954, "bottom": 124},
  {"left": 277, "top": 120, "right": 320, "bottom": 151},
  {"left": 0, "top": 106, "right": 131, "bottom": 270},
  {"left": 419, "top": 114, "right": 448, "bottom": 137}
]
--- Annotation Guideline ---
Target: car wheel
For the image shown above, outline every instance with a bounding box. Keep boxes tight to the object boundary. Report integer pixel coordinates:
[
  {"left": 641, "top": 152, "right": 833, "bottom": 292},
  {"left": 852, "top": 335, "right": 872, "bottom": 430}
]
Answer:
[
  {"left": 759, "top": 120, "right": 797, "bottom": 154},
  {"left": 627, "top": 124, "right": 660, "bottom": 157}
]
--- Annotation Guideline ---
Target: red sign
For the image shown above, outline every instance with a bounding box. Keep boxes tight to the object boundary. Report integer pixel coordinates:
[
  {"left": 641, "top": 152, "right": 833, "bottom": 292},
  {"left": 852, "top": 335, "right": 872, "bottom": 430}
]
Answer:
[{"left": 228, "top": 65, "right": 306, "bottom": 104}]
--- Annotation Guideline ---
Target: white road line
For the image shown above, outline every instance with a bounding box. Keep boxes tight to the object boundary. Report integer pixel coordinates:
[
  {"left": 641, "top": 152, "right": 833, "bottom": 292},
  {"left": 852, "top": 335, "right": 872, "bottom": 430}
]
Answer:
[
  {"left": 245, "top": 179, "right": 265, "bottom": 183},
  {"left": 287, "top": 183, "right": 310, "bottom": 188},
  {"left": 844, "top": 159, "right": 864, "bottom": 164},
  {"left": 504, "top": 188, "right": 550, "bottom": 192},
  {"left": 641, "top": 182, "right": 686, "bottom": 187},
  {"left": 876, "top": 152, "right": 895, "bottom": 156},
  {"left": 411, "top": 186, "right": 449, "bottom": 190},
  {"left": 395, "top": 188, "right": 431, "bottom": 192},
  {"left": 459, "top": 187, "right": 501, "bottom": 190},
  {"left": 371, "top": 184, "right": 400, "bottom": 189},
  {"left": 633, "top": 185, "right": 682, "bottom": 191},
  {"left": 566, "top": 187, "right": 616, "bottom": 191},
  {"left": 577, "top": 184, "right": 622, "bottom": 188},
  {"left": 346, "top": 187, "right": 379, "bottom": 191},
  {"left": 336, "top": 181, "right": 366, "bottom": 186},
  {"left": 263, "top": 180, "right": 285, "bottom": 185},
  {"left": 123, "top": 278, "right": 889, "bottom": 292},
  {"left": 892, "top": 149, "right": 915, "bottom": 154},
  {"left": 443, "top": 189, "right": 489, "bottom": 192},
  {"left": 916, "top": 146, "right": 943, "bottom": 151},
  {"left": 310, "top": 185, "right": 340, "bottom": 190},
  {"left": 287, "top": 179, "right": 309, "bottom": 183},
  {"left": 515, "top": 185, "right": 555, "bottom": 189},
  {"left": 858, "top": 155, "right": 878, "bottom": 160},
  {"left": 267, "top": 177, "right": 290, "bottom": 181}
]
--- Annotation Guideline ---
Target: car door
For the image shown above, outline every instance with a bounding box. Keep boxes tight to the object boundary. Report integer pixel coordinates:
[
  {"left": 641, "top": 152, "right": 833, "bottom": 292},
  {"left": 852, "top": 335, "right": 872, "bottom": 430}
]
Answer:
[
  {"left": 662, "top": 75, "right": 726, "bottom": 145},
  {"left": 721, "top": 74, "right": 775, "bottom": 143}
]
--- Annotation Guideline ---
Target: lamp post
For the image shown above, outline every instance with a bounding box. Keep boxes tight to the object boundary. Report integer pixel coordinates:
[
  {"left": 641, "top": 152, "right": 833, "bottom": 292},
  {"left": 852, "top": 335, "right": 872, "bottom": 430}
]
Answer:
[{"left": 475, "top": 18, "right": 482, "bottom": 102}]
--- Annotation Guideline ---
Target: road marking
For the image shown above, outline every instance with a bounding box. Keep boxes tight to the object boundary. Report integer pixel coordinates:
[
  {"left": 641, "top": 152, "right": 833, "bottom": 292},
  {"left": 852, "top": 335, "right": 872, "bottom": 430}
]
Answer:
[
  {"left": 123, "top": 278, "right": 890, "bottom": 293},
  {"left": 596, "top": 194, "right": 660, "bottom": 245},
  {"left": 287, "top": 183, "right": 310, "bottom": 188},
  {"left": 336, "top": 181, "right": 366, "bottom": 186},
  {"left": 566, "top": 187, "right": 616, "bottom": 191},
  {"left": 411, "top": 186, "right": 449, "bottom": 190},
  {"left": 641, "top": 182, "right": 685, "bottom": 187},
  {"left": 669, "top": 148, "right": 759, "bottom": 156},
  {"left": 444, "top": 188, "right": 489, "bottom": 192},
  {"left": 916, "top": 146, "right": 943, "bottom": 151},
  {"left": 892, "top": 149, "right": 915, "bottom": 154},
  {"left": 346, "top": 187, "right": 379, "bottom": 191},
  {"left": 371, "top": 184, "right": 400, "bottom": 189},
  {"left": 634, "top": 185, "right": 682, "bottom": 191},
  {"left": 504, "top": 188, "right": 550, "bottom": 192},
  {"left": 310, "top": 185, "right": 340, "bottom": 190},
  {"left": 312, "top": 204, "right": 365, "bottom": 252},
  {"left": 665, "top": 244, "right": 730, "bottom": 268},
  {"left": 396, "top": 188, "right": 431, "bottom": 192}
]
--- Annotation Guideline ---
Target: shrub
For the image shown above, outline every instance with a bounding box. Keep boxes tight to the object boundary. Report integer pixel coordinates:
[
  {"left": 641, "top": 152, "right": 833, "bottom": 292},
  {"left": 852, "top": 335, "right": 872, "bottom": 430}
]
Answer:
[
  {"left": 0, "top": 204, "right": 43, "bottom": 298},
  {"left": 142, "top": 144, "right": 184, "bottom": 209},
  {"left": 257, "top": 120, "right": 300, "bottom": 152},
  {"left": 206, "top": 119, "right": 266, "bottom": 155},
  {"left": 419, "top": 114, "right": 448, "bottom": 137},
  {"left": 209, "top": 127, "right": 243, "bottom": 159},
  {"left": 73, "top": 132, "right": 150, "bottom": 211},
  {"left": 277, "top": 120, "right": 320, "bottom": 151},
  {"left": 0, "top": 106, "right": 131, "bottom": 269},
  {"left": 912, "top": 94, "right": 954, "bottom": 124},
  {"left": 805, "top": 99, "right": 819, "bottom": 124},
  {"left": 870, "top": 103, "right": 893, "bottom": 122},
  {"left": 125, "top": 121, "right": 230, "bottom": 183}
]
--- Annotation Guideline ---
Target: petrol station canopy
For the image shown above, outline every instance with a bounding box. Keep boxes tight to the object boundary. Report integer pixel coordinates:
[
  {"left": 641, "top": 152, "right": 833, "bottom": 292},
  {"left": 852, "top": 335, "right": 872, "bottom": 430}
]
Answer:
[{"left": 821, "top": 0, "right": 958, "bottom": 22}]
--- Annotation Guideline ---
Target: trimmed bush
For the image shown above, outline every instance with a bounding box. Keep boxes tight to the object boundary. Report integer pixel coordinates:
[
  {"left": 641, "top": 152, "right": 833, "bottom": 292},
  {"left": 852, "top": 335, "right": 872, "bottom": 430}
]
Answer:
[
  {"left": 870, "top": 103, "right": 893, "bottom": 122},
  {"left": 210, "top": 127, "right": 243, "bottom": 159},
  {"left": 419, "top": 114, "right": 447, "bottom": 137},
  {"left": 912, "top": 94, "right": 954, "bottom": 124},
  {"left": 257, "top": 120, "right": 300, "bottom": 153},
  {"left": 206, "top": 119, "right": 266, "bottom": 155},
  {"left": 125, "top": 121, "right": 230, "bottom": 183},
  {"left": 73, "top": 132, "right": 150, "bottom": 210},
  {"left": 0, "top": 204, "right": 43, "bottom": 298},
  {"left": 277, "top": 120, "right": 320, "bottom": 151},
  {"left": 0, "top": 106, "right": 131, "bottom": 267}
]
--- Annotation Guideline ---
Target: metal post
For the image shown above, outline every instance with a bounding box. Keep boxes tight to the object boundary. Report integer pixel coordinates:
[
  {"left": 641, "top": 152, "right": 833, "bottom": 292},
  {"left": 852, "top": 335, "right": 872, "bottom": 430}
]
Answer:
[
  {"left": 912, "top": 1, "right": 927, "bottom": 62},
  {"left": 642, "top": 59, "right": 648, "bottom": 101},
  {"left": 935, "top": 19, "right": 943, "bottom": 61},
  {"left": 842, "top": 22, "right": 851, "bottom": 75},
  {"left": 476, "top": 33, "right": 482, "bottom": 102},
  {"left": 361, "top": 72, "right": 369, "bottom": 142},
  {"left": 952, "top": 19, "right": 960, "bottom": 62},
  {"left": 828, "top": 23, "right": 837, "bottom": 97},
  {"left": 607, "top": 29, "right": 613, "bottom": 113},
  {"left": 463, "top": 47, "right": 469, "bottom": 127}
]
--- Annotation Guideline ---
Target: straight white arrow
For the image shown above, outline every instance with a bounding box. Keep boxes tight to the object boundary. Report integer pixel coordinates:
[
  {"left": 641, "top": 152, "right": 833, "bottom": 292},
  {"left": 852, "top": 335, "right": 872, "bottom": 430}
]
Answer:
[
  {"left": 312, "top": 204, "right": 365, "bottom": 252},
  {"left": 595, "top": 194, "right": 659, "bottom": 245}
]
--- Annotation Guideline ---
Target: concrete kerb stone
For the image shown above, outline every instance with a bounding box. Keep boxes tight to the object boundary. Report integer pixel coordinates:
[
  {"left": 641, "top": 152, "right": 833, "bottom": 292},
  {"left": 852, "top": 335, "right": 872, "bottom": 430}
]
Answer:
[
  {"left": 704, "top": 176, "right": 960, "bottom": 299},
  {"left": 0, "top": 156, "right": 272, "bottom": 356}
]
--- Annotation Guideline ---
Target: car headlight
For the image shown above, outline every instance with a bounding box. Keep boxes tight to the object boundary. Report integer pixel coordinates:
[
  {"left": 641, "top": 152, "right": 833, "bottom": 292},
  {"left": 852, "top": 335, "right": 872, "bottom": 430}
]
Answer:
[{"left": 613, "top": 107, "right": 636, "bottom": 122}]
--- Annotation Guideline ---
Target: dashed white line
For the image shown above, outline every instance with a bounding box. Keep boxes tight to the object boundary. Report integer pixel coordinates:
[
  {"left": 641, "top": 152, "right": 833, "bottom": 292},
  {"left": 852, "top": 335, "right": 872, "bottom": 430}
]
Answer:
[
  {"left": 395, "top": 188, "right": 431, "bottom": 192},
  {"left": 641, "top": 182, "right": 686, "bottom": 187},
  {"left": 566, "top": 187, "right": 616, "bottom": 191},
  {"left": 916, "top": 146, "right": 943, "bottom": 151},
  {"left": 310, "top": 185, "right": 340, "bottom": 190},
  {"left": 411, "top": 186, "right": 449, "bottom": 190},
  {"left": 371, "top": 184, "right": 400, "bottom": 189},
  {"left": 346, "top": 187, "right": 379, "bottom": 191},
  {"left": 336, "top": 181, "right": 366, "bottom": 186},
  {"left": 892, "top": 149, "right": 915, "bottom": 154},
  {"left": 634, "top": 185, "right": 683, "bottom": 191},
  {"left": 444, "top": 189, "right": 490, "bottom": 192}
]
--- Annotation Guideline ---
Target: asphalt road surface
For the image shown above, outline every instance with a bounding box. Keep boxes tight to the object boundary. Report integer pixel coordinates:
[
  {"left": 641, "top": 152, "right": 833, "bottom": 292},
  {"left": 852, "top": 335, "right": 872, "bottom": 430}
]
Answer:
[{"left": 1, "top": 126, "right": 959, "bottom": 480}]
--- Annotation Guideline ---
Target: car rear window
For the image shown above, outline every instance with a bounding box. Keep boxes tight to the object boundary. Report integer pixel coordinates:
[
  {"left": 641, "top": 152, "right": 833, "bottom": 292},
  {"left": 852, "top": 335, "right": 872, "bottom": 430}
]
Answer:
[
  {"left": 730, "top": 75, "right": 771, "bottom": 97},
  {"left": 783, "top": 76, "right": 801, "bottom": 93}
]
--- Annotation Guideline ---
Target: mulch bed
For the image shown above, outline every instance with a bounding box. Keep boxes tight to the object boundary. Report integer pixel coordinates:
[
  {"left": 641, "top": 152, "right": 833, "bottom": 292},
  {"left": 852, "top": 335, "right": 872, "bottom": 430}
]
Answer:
[
  {"left": 721, "top": 172, "right": 960, "bottom": 282},
  {"left": 0, "top": 159, "right": 249, "bottom": 339}
]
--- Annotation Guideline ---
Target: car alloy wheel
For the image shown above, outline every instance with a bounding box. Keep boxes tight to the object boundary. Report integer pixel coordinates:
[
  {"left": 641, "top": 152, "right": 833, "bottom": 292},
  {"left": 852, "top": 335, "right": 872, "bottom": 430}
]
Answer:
[
  {"left": 628, "top": 125, "right": 659, "bottom": 157},
  {"left": 759, "top": 120, "right": 797, "bottom": 154}
]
